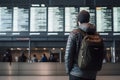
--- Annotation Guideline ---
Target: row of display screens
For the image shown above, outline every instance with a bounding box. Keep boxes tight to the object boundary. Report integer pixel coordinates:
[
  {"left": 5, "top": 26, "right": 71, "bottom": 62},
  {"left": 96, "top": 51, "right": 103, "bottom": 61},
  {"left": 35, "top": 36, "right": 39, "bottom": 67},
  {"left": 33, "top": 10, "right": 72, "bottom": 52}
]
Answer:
[{"left": 0, "top": 6, "right": 120, "bottom": 32}]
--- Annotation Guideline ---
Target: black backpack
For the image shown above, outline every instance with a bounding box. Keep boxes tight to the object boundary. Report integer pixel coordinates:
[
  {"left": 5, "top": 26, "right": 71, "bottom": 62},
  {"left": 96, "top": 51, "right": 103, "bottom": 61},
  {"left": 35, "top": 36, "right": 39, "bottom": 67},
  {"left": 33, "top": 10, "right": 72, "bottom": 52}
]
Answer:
[{"left": 78, "top": 30, "right": 104, "bottom": 71}]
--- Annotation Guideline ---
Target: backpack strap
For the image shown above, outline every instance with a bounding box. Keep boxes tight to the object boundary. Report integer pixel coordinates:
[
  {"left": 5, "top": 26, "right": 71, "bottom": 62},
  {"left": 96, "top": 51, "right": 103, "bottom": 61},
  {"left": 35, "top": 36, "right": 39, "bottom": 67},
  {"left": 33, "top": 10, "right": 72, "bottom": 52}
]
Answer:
[
  {"left": 79, "top": 29, "right": 87, "bottom": 37},
  {"left": 72, "top": 28, "right": 86, "bottom": 62},
  {"left": 72, "top": 28, "right": 87, "bottom": 37}
]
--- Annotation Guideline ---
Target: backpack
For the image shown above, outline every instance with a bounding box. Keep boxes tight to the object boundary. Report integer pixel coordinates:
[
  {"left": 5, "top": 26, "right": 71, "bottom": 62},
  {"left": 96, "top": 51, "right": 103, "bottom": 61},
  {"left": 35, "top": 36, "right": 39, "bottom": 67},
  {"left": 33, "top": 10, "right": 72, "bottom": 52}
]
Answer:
[{"left": 78, "top": 30, "right": 104, "bottom": 71}]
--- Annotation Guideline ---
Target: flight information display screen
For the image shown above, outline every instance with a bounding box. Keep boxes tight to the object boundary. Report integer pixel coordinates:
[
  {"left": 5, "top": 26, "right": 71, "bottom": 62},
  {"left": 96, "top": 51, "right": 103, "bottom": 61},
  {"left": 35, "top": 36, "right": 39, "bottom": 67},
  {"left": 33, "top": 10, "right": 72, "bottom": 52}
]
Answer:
[
  {"left": 96, "top": 7, "right": 112, "bottom": 32},
  {"left": 0, "top": 7, "right": 12, "bottom": 31},
  {"left": 48, "top": 7, "right": 64, "bottom": 32},
  {"left": 65, "top": 7, "right": 78, "bottom": 32},
  {"left": 30, "top": 7, "right": 47, "bottom": 32},
  {"left": 79, "top": 7, "right": 96, "bottom": 25},
  {"left": 13, "top": 7, "right": 29, "bottom": 31},
  {"left": 113, "top": 7, "right": 120, "bottom": 32}
]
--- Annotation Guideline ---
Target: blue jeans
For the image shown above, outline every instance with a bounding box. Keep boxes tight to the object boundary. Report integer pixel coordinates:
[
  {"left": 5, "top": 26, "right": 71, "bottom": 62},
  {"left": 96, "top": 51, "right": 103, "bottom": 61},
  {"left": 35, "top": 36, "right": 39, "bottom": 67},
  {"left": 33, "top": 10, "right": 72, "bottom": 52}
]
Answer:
[{"left": 69, "top": 74, "right": 96, "bottom": 80}]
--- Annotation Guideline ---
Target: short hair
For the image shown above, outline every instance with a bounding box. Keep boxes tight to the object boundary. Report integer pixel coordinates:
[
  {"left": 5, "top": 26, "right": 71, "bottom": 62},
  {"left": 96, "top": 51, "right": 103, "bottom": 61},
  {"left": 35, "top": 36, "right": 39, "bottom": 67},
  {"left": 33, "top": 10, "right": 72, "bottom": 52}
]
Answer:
[{"left": 77, "top": 10, "right": 90, "bottom": 23}]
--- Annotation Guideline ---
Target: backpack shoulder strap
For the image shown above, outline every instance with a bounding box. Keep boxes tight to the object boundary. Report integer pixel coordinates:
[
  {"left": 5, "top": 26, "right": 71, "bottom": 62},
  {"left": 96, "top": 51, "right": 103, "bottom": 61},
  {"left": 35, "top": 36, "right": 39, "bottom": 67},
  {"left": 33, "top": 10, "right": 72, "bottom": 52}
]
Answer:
[
  {"left": 72, "top": 28, "right": 87, "bottom": 37},
  {"left": 79, "top": 29, "right": 87, "bottom": 37},
  {"left": 72, "top": 28, "right": 86, "bottom": 58},
  {"left": 72, "top": 28, "right": 81, "bottom": 34}
]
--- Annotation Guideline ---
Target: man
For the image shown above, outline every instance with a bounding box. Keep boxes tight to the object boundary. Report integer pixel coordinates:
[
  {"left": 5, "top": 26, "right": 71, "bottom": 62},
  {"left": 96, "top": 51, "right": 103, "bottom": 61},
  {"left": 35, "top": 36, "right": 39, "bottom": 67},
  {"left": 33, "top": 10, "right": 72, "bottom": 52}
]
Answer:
[
  {"left": 18, "top": 52, "right": 27, "bottom": 62},
  {"left": 65, "top": 10, "right": 97, "bottom": 80}
]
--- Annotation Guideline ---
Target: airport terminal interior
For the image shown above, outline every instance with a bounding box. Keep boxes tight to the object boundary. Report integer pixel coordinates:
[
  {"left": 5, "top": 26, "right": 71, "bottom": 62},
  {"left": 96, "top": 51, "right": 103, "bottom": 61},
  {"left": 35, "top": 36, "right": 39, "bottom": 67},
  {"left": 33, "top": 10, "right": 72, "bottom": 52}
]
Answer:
[{"left": 0, "top": 0, "right": 120, "bottom": 80}]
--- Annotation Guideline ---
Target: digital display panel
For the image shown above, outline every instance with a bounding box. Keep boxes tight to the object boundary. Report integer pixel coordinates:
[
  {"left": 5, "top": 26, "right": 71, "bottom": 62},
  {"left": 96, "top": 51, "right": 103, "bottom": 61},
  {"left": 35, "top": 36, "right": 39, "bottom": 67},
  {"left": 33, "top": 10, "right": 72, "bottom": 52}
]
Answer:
[
  {"left": 13, "top": 7, "right": 29, "bottom": 31},
  {"left": 80, "top": 7, "right": 96, "bottom": 25},
  {"left": 96, "top": 7, "right": 112, "bottom": 32},
  {"left": 30, "top": 7, "right": 47, "bottom": 32},
  {"left": 113, "top": 7, "right": 120, "bottom": 32},
  {"left": 0, "top": 7, "right": 12, "bottom": 31},
  {"left": 65, "top": 7, "right": 78, "bottom": 32},
  {"left": 48, "top": 7, "right": 64, "bottom": 32}
]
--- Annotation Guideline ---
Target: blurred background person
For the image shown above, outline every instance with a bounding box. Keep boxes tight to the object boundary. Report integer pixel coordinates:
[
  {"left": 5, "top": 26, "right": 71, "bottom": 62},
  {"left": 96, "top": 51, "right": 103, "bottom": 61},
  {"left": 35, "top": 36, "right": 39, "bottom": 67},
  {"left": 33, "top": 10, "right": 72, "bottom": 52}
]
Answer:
[
  {"left": 40, "top": 53, "right": 48, "bottom": 62},
  {"left": 31, "top": 54, "right": 38, "bottom": 63},
  {"left": 2, "top": 49, "right": 12, "bottom": 65},
  {"left": 48, "top": 54, "right": 56, "bottom": 62},
  {"left": 18, "top": 52, "right": 27, "bottom": 62}
]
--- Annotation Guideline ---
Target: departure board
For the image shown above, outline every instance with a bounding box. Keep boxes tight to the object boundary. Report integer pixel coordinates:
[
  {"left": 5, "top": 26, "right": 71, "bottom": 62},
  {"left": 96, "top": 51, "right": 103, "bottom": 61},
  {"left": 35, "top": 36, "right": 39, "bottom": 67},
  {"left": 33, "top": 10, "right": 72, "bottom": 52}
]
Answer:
[
  {"left": 30, "top": 7, "right": 47, "bottom": 31},
  {"left": 96, "top": 7, "right": 112, "bottom": 32},
  {"left": 65, "top": 7, "right": 78, "bottom": 32},
  {"left": 113, "top": 7, "right": 120, "bottom": 32},
  {"left": 13, "top": 7, "right": 29, "bottom": 31},
  {"left": 48, "top": 7, "right": 64, "bottom": 32},
  {"left": 0, "top": 7, "right": 12, "bottom": 31},
  {"left": 80, "top": 7, "right": 96, "bottom": 25}
]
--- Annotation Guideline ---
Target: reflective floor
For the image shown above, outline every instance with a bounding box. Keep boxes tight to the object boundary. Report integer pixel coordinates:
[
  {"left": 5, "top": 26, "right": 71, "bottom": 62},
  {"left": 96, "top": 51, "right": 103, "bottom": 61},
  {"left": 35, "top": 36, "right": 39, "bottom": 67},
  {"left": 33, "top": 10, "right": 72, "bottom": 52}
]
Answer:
[{"left": 0, "top": 76, "right": 120, "bottom": 80}]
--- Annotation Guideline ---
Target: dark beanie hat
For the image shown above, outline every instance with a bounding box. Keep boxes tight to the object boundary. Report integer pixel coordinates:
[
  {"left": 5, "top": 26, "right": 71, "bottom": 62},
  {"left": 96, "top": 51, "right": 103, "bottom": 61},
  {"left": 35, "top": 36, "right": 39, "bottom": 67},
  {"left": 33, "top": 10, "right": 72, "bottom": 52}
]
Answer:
[{"left": 77, "top": 10, "right": 90, "bottom": 23}]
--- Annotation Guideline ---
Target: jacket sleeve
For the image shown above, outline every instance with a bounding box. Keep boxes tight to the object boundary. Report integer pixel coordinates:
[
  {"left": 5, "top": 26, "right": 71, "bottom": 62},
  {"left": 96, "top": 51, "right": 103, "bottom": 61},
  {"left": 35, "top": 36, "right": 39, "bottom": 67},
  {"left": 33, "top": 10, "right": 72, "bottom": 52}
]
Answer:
[{"left": 64, "top": 32, "right": 77, "bottom": 74}]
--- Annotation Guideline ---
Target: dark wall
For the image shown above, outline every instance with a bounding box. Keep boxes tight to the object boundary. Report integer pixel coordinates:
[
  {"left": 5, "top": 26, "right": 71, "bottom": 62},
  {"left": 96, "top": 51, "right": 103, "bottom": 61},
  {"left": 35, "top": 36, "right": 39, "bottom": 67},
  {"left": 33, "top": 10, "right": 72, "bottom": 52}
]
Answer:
[
  {"left": 0, "top": 0, "right": 120, "bottom": 6},
  {"left": 49, "top": 0, "right": 86, "bottom": 6},
  {"left": 0, "top": 41, "right": 66, "bottom": 48}
]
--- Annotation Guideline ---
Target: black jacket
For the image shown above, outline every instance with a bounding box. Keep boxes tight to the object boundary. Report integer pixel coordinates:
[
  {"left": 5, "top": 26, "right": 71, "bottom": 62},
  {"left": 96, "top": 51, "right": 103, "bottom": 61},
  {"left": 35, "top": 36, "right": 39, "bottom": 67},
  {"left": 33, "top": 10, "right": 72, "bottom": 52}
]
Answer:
[{"left": 65, "top": 23, "right": 97, "bottom": 79}]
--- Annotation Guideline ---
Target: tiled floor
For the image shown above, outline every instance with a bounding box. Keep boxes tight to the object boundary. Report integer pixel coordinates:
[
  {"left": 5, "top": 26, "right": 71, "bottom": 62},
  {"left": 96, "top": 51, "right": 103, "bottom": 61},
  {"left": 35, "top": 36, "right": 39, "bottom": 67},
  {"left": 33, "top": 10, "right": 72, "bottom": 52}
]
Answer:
[{"left": 0, "top": 76, "right": 120, "bottom": 80}]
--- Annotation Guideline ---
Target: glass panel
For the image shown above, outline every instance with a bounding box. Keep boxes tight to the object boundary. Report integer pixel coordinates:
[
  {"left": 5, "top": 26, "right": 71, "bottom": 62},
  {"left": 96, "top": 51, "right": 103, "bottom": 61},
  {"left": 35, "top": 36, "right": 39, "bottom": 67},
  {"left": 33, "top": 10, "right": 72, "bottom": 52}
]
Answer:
[
  {"left": 96, "top": 7, "right": 112, "bottom": 32},
  {"left": 115, "top": 41, "right": 120, "bottom": 63},
  {"left": 113, "top": 7, "right": 120, "bottom": 32},
  {"left": 30, "top": 7, "right": 47, "bottom": 32},
  {"left": 13, "top": 7, "right": 29, "bottom": 31},
  {"left": 65, "top": 7, "right": 78, "bottom": 32},
  {"left": 0, "top": 7, "right": 12, "bottom": 32},
  {"left": 48, "top": 7, "right": 64, "bottom": 32},
  {"left": 103, "top": 41, "right": 113, "bottom": 63}
]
